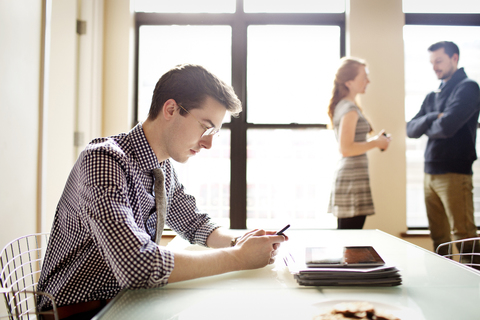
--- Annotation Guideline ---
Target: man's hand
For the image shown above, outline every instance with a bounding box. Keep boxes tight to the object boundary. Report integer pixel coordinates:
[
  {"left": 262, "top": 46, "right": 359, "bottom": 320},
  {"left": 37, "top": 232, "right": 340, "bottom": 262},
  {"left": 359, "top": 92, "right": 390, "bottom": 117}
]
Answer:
[
  {"left": 437, "top": 112, "right": 444, "bottom": 118},
  {"left": 168, "top": 229, "right": 287, "bottom": 284},
  {"left": 231, "top": 229, "right": 287, "bottom": 269}
]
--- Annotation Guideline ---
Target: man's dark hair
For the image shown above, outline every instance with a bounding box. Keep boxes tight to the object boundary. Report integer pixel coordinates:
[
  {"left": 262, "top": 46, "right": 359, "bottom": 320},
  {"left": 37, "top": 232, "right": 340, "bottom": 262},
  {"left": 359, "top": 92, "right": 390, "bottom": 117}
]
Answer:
[
  {"left": 147, "top": 64, "right": 242, "bottom": 121},
  {"left": 428, "top": 41, "right": 460, "bottom": 59}
]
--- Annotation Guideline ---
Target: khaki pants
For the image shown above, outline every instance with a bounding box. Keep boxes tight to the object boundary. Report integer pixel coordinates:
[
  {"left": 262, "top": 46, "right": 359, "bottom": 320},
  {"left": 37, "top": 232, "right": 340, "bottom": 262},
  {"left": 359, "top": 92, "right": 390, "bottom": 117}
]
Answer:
[{"left": 424, "top": 173, "right": 478, "bottom": 254}]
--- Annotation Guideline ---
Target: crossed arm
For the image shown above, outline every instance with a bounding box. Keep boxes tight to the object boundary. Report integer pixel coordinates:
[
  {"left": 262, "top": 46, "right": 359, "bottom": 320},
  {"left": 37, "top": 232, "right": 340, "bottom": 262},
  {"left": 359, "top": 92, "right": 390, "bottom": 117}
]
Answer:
[{"left": 407, "top": 82, "right": 480, "bottom": 139}]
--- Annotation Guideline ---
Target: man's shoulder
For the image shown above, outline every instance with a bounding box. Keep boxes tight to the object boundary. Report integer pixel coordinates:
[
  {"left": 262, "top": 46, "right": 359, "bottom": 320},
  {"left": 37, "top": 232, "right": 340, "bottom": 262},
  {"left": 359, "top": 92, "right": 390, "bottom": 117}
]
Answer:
[
  {"left": 75, "top": 135, "right": 137, "bottom": 189},
  {"left": 457, "top": 76, "right": 480, "bottom": 89},
  {"left": 451, "top": 68, "right": 478, "bottom": 90},
  {"left": 79, "top": 133, "right": 135, "bottom": 173},
  {"left": 451, "top": 77, "right": 480, "bottom": 100},
  {"left": 81, "top": 125, "right": 159, "bottom": 176},
  {"left": 85, "top": 133, "right": 130, "bottom": 157}
]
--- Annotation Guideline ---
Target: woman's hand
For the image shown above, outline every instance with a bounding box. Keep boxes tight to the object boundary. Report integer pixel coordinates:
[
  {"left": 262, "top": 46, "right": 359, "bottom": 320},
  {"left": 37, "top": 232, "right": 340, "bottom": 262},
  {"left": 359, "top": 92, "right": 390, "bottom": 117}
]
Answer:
[{"left": 371, "top": 129, "right": 392, "bottom": 151}]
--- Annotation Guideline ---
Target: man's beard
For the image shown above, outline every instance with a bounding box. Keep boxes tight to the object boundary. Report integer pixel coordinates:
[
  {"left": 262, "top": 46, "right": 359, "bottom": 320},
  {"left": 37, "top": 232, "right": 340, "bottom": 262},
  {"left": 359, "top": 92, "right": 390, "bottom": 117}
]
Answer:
[{"left": 439, "top": 67, "right": 455, "bottom": 80}]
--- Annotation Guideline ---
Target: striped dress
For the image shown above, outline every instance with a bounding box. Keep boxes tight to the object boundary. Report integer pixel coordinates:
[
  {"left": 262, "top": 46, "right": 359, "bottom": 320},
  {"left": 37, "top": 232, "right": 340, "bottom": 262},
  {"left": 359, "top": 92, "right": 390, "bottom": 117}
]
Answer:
[{"left": 327, "top": 99, "right": 375, "bottom": 218}]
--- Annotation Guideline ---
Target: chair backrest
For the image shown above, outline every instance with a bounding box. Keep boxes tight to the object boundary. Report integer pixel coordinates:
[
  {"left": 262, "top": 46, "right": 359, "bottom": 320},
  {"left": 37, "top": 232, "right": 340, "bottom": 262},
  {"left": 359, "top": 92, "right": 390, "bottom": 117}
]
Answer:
[
  {"left": 436, "top": 237, "right": 480, "bottom": 271},
  {"left": 0, "top": 233, "right": 57, "bottom": 319}
]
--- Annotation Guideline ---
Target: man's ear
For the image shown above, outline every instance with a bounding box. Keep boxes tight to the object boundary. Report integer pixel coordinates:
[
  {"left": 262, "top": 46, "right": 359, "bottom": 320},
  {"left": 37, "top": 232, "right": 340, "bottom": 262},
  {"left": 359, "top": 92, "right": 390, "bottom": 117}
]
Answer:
[
  {"left": 452, "top": 53, "right": 459, "bottom": 65},
  {"left": 162, "top": 99, "right": 177, "bottom": 120}
]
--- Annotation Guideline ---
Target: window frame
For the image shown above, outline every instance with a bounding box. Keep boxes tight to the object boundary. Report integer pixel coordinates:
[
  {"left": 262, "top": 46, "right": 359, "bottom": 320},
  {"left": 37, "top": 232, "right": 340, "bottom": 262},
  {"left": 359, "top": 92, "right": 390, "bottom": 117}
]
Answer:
[{"left": 134, "top": 2, "right": 345, "bottom": 228}]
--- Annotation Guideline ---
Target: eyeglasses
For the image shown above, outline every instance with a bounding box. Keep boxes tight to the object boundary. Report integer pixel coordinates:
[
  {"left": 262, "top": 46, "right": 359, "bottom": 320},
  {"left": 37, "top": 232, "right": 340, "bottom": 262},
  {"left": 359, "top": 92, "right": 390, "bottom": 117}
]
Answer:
[{"left": 177, "top": 103, "right": 220, "bottom": 137}]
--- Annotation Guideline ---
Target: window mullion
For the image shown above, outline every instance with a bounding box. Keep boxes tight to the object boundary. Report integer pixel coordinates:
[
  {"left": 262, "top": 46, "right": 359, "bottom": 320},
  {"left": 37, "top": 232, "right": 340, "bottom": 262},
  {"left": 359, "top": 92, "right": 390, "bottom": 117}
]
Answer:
[{"left": 229, "top": 12, "right": 248, "bottom": 229}]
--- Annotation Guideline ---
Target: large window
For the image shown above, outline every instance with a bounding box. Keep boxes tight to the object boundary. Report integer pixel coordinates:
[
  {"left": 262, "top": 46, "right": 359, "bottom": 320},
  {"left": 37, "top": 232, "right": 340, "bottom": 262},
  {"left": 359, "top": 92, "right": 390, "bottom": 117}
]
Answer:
[
  {"left": 403, "top": 0, "right": 480, "bottom": 14},
  {"left": 246, "top": 25, "right": 338, "bottom": 125},
  {"left": 403, "top": 6, "right": 480, "bottom": 228},
  {"left": 245, "top": 25, "right": 340, "bottom": 229},
  {"left": 134, "top": 0, "right": 236, "bottom": 13},
  {"left": 135, "top": 0, "right": 345, "bottom": 229},
  {"left": 244, "top": 0, "right": 345, "bottom": 13}
]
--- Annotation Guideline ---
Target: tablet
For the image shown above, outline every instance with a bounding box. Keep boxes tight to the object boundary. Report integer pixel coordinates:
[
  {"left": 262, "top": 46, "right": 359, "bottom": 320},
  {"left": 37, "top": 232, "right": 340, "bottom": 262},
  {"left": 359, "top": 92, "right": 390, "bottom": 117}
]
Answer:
[{"left": 305, "top": 246, "right": 385, "bottom": 268}]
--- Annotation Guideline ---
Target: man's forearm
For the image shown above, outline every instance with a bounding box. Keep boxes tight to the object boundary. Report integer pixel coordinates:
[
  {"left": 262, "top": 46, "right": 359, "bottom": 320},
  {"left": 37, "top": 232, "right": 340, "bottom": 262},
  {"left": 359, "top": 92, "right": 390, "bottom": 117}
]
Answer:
[
  {"left": 167, "top": 247, "right": 240, "bottom": 283},
  {"left": 206, "top": 227, "right": 240, "bottom": 248},
  {"left": 406, "top": 112, "right": 439, "bottom": 138}
]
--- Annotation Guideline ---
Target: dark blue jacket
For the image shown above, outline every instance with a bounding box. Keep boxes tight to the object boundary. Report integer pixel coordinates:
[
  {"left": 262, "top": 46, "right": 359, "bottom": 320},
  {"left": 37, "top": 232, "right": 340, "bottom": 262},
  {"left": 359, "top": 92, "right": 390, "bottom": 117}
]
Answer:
[{"left": 406, "top": 68, "right": 480, "bottom": 174}]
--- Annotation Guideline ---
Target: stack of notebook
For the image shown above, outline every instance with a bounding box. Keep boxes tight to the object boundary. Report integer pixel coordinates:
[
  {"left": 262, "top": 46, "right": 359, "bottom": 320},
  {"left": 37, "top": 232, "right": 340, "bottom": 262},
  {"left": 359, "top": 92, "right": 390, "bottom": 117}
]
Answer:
[{"left": 284, "top": 246, "right": 402, "bottom": 287}]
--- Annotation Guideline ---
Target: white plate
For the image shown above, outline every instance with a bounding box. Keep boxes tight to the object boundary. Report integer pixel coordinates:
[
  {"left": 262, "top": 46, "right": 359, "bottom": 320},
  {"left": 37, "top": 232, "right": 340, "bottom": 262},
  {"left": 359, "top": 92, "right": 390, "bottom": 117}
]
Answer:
[{"left": 311, "top": 299, "right": 425, "bottom": 320}]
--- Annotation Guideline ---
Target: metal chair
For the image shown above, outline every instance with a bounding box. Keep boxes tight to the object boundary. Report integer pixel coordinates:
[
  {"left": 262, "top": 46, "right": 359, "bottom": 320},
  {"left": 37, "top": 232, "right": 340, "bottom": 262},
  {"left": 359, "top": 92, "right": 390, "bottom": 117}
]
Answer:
[
  {"left": 0, "top": 233, "right": 58, "bottom": 319},
  {"left": 436, "top": 237, "right": 480, "bottom": 271}
]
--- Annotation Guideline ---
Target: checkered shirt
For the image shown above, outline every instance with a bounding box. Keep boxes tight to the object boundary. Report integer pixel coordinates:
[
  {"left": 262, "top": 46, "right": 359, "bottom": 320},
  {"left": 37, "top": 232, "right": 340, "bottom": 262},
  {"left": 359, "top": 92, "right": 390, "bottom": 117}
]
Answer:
[{"left": 37, "top": 123, "right": 218, "bottom": 310}]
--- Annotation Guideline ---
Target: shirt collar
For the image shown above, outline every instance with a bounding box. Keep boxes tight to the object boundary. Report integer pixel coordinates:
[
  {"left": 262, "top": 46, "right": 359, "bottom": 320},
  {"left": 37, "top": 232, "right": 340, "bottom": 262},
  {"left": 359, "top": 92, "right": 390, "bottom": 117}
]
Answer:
[
  {"left": 435, "top": 68, "right": 467, "bottom": 94},
  {"left": 129, "top": 123, "right": 164, "bottom": 172}
]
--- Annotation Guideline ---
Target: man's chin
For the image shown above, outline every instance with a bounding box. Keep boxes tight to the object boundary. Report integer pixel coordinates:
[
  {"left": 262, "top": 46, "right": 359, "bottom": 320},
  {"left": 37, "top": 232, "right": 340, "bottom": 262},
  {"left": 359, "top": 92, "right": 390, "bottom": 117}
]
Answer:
[{"left": 172, "top": 156, "right": 189, "bottom": 164}]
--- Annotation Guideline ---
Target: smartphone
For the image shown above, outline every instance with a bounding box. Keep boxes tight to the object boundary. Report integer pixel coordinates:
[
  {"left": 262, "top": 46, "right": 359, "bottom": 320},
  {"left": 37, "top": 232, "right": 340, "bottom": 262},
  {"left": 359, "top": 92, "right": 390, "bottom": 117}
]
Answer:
[
  {"left": 381, "top": 132, "right": 388, "bottom": 152},
  {"left": 276, "top": 224, "right": 290, "bottom": 236}
]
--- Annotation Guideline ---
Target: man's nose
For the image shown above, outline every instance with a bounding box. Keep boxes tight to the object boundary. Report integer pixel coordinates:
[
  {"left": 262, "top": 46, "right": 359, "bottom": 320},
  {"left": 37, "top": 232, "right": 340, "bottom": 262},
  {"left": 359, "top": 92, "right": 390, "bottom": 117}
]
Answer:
[{"left": 200, "top": 135, "right": 213, "bottom": 149}]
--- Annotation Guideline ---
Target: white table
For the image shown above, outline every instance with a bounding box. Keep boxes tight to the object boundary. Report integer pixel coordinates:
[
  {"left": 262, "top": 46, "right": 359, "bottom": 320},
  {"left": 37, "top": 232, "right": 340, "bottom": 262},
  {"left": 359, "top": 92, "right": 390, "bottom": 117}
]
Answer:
[{"left": 93, "top": 230, "right": 480, "bottom": 320}]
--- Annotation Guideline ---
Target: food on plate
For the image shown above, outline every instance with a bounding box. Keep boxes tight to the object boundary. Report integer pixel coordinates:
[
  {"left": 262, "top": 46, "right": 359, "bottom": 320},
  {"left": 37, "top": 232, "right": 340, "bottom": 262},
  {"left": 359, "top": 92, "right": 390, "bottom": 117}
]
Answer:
[
  {"left": 313, "top": 301, "right": 400, "bottom": 320},
  {"left": 333, "top": 301, "right": 375, "bottom": 318}
]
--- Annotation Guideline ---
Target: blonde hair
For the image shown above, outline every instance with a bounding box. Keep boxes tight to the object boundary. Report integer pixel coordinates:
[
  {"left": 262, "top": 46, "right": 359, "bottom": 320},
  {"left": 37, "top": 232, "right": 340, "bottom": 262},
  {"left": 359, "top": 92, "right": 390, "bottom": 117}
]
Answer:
[{"left": 327, "top": 57, "right": 372, "bottom": 132}]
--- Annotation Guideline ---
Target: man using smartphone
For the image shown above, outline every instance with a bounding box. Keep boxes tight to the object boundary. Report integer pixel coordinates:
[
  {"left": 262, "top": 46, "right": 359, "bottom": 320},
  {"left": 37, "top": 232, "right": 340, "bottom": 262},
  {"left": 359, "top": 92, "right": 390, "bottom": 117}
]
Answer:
[{"left": 37, "top": 64, "right": 287, "bottom": 320}]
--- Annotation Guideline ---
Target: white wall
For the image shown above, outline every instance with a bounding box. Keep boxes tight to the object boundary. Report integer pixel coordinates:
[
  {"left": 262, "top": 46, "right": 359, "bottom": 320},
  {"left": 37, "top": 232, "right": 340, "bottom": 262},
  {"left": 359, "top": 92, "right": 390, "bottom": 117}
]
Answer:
[
  {"left": 102, "top": 0, "right": 135, "bottom": 136},
  {"left": 76, "top": 0, "right": 104, "bottom": 154},
  {"left": 347, "top": 0, "right": 433, "bottom": 251},
  {"left": 0, "top": 1, "right": 102, "bottom": 315},
  {"left": 348, "top": 0, "right": 407, "bottom": 233},
  {"left": 0, "top": 0, "right": 78, "bottom": 246},
  {"left": 42, "top": 0, "right": 78, "bottom": 233},
  {"left": 0, "top": 0, "right": 43, "bottom": 316},
  {"left": 0, "top": 0, "right": 42, "bottom": 251}
]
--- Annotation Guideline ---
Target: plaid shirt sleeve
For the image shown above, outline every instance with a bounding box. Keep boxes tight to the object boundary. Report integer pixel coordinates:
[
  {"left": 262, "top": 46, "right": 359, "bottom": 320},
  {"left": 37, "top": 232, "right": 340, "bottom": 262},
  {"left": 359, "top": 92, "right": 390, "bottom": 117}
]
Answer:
[{"left": 81, "top": 182, "right": 175, "bottom": 289}]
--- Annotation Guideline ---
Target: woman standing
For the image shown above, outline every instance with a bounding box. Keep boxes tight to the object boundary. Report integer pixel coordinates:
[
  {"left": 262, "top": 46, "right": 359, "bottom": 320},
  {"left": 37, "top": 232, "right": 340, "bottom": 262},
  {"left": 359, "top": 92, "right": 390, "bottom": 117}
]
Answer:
[{"left": 327, "top": 57, "right": 391, "bottom": 229}]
